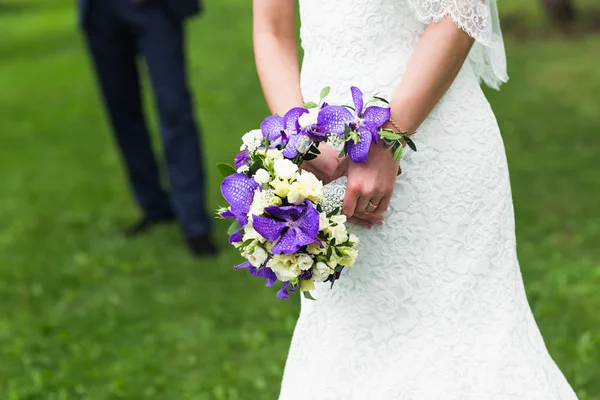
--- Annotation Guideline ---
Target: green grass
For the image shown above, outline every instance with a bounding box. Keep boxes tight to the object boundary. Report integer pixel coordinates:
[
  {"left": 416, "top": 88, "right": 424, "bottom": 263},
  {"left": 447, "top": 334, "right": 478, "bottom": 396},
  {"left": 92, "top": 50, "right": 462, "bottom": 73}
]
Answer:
[{"left": 0, "top": 0, "right": 599, "bottom": 399}]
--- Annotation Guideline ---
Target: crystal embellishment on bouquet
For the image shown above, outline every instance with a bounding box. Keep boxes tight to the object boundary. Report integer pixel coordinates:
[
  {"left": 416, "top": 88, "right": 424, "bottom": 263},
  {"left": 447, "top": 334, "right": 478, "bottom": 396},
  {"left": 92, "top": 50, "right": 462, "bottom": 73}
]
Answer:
[{"left": 217, "top": 87, "right": 416, "bottom": 299}]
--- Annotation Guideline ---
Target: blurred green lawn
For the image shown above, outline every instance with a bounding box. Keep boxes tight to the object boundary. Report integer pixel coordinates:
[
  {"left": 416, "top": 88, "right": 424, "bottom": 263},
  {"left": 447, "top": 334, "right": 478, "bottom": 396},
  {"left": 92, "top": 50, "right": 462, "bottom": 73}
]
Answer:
[{"left": 0, "top": 0, "right": 599, "bottom": 399}]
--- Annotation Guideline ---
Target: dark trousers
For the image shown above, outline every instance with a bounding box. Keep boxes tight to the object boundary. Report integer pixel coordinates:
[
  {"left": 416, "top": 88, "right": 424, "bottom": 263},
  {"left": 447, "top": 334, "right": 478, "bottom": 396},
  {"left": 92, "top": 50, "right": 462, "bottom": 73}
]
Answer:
[{"left": 84, "top": 0, "right": 210, "bottom": 236}]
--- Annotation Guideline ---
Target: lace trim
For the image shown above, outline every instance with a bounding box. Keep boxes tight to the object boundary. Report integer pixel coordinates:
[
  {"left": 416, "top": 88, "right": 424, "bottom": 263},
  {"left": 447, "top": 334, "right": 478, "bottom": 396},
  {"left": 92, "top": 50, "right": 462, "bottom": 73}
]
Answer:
[{"left": 407, "top": 0, "right": 509, "bottom": 89}]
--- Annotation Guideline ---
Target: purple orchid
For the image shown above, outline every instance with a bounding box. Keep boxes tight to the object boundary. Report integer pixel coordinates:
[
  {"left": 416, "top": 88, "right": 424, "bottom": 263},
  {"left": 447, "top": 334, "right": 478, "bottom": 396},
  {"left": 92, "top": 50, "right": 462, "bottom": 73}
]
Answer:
[
  {"left": 301, "top": 123, "right": 327, "bottom": 143},
  {"left": 282, "top": 123, "right": 327, "bottom": 159},
  {"left": 220, "top": 173, "right": 260, "bottom": 242},
  {"left": 235, "top": 261, "right": 297, "bottom": 300},
  {"left": 252, "top": 200, "right": 320, "bottom": 255},
  {"left": 284, "top": 103, "right": 331, "bottom": 158},
  {"left": 260, "top": 107, "right": 308, "bottom": 149},
  {"left": 234, "top": 149, "right": 251, "bottom": 168},
  {"left": 235, "top": 261, "right": 278, "bottom": 287},
  {"left": 276, "top": 281, "right": 296, "bottom": 300},
  {"left": 317, "top": 87, "right": 390, "bottom": 163}
]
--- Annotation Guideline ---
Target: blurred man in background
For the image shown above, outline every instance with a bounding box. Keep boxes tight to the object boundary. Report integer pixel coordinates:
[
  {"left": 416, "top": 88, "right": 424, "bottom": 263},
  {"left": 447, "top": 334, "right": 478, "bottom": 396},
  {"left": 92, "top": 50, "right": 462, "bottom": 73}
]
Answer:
[{"left": 77, "top": 0, "right": 217, "bottom": 257}]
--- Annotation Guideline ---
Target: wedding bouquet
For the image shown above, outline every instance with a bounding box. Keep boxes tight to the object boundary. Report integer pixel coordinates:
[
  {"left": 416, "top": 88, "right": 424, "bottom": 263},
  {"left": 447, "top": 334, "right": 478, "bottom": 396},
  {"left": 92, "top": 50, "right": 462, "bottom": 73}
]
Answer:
[{"left": 218, "top": 87, "right": 416, "bottom": 299}]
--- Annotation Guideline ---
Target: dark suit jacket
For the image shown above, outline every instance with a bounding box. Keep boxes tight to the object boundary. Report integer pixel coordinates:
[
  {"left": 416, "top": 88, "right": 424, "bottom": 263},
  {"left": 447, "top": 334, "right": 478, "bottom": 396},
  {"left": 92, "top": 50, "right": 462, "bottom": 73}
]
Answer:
[{"left": 77, "top": 0, "right": 201, "bottom": 26}]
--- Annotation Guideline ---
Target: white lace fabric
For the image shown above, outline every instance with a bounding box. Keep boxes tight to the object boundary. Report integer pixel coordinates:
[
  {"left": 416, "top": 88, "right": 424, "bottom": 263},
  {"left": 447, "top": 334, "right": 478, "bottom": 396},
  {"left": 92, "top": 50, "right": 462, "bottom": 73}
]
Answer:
[
  {"left": 407, "top": 0, "right": 508, "bottom": 89},
  {"left": 278, "top": 0, "right": 577, "bottom": 398}
]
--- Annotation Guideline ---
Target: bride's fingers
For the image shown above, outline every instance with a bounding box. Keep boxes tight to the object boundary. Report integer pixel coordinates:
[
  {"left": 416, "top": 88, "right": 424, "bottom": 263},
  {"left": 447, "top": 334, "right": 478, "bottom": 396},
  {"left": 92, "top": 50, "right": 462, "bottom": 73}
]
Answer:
[
  {"left": 374, "top": 195, "right": 392, "bottom": 215},
  {"left": 355, "top": 195, "right": 370, "bottom": 213},
  {"left": 348, "top": 216, "right": 373, "bottom": 229},
  {"left": 353, "top": 211, "right": 383, "bottom": 224},
  {"left": 366, "top": 196, "right": 384, "bottom": 212},
  {"left": 342, "top": 185, "right": 359, "bottom": 217}
]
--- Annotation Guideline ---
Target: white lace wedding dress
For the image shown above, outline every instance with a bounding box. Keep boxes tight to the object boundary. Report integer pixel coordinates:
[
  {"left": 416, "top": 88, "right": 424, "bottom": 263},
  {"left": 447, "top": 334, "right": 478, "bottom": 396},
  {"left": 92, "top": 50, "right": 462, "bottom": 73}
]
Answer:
[{"left": 278, "top": 0, "right": 578, "bottom": 399}]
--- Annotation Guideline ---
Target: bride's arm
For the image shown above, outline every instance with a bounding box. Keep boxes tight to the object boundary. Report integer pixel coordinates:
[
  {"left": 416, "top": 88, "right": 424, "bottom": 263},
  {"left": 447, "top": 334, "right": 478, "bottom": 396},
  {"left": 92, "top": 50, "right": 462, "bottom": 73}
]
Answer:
[
  {"left": 387, "top": 19, "right": 475, "bottom": 133},
  {"left": 253, "top": 0, "right": 303, "bottom": 116},
  {"left": 340, "top": 19, "right": 475, "bottom": 219},
  {"left": 253, "top": 0, "right": 379, "bottom": 228}
]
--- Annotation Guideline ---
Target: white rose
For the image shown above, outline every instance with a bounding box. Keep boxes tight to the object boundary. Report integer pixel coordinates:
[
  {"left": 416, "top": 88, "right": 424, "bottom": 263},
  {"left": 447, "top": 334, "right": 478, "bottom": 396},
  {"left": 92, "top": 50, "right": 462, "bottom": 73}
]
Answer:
[
  {"left": 254, "top": 168, "right": 271, "bottom": 185},
  {"left": 248, "top": 246, "right": 268, "bottom": 267},
  {"left": 312, "top": 261, "right": 334, "bottom": 282},
  {"left": 330, "top": 214, "right": 347, "bottom": 225},
  {"left": 295, "top": 135, "right": 312, "bottom": 154},
  {"left": 242, "top": 129, "right": 264, "bottom": 151},
  {"left": 297, "top": 253, "right": 314, "bottom": 271},
  {"left": 273, "top": 159, "right": 298, "bottom": 180},
  {"left": 267, "top": 254, "right": 301, "bottom": 282},
  {"left": 306, "top": 242, "right": 326, "bottom": 255},
  {"left": 348, "top": 233, "right": 360, "bottom": 245},
  {"left": 325, "top": 214, "right": 348, "bottom": 243},
  {"left": 266, "top": 148, "right": 283, "bottom": 160},
  {"left": 298, "top": 109, "right": 318, "bottom": 128},
  {"left": 264, "top": 240, "right": 275, "bottom": 252},
  {"left": 336, "top": 246, "right": 359, "bottom": 266},
  {"left": 270, "top": 177, "right": 291, "bottom": 198},
  {"left": 330, "top": 223, "right": 348, "bottom": 243},
  {"left": 248, "top": 189, "right": 280, "bottom": 216},
  {"left": 237, "top": 165, "right": 249, "bottom": 173},
  {"left": 242, "top": 222, "right": 265, "bottom": 243},
  {"left": 248, "top": 189, "right": 266, "bottom": 216},
  {"left": 287, "top": 181, "right": 306, "bottom": 205},
  {"left": 327, "top": 257, "right": 338, "bottom": 269},
  {"left": 296, "top": 170, "right": 323, "bottom": 201},
  {"left": 318, "top": 212, "right": 329, "bottom": 231}
]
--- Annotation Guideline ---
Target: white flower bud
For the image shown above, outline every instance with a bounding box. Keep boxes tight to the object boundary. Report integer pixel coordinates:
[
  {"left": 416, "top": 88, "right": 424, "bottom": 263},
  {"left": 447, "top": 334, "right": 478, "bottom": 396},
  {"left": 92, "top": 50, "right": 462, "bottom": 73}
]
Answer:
[
  {"left": 312, "top": 261, "right": 334, "bottom": 282},
  {"left": 273, "top": 159, "right": 299, "bottom": 180},
  {"left": 297, "top": 253, "right": 314, "bottom": 271},
  {"left": 248, "top": 246, "right": 268, "bottom": 267},
  {"left": 254, "top": 168, "right": 271, "bottom": 185}
]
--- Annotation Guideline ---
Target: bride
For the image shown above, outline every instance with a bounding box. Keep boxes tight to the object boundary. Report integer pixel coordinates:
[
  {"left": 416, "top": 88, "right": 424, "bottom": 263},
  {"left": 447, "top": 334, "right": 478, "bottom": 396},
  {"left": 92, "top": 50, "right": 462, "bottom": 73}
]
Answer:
[{"left": 253, "top": 0, "right": 578, "bottom": 398}]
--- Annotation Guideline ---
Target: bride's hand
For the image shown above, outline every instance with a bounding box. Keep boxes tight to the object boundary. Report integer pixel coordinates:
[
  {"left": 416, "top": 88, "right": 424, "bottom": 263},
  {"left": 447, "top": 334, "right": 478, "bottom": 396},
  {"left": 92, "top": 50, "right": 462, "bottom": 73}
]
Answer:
[
  {"left": 333, "top": 141, "right": 398, "bottom": 227},
  {"left": 299, "top": 144, "right": 341, "bottom": 184},
  {"left": 302, "top": 145, "right": 381, "bottom": 229}
]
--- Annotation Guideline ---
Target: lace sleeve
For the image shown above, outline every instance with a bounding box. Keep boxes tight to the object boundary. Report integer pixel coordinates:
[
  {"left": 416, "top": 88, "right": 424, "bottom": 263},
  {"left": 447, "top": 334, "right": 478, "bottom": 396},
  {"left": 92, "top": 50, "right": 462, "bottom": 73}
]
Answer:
[{"left": 407, "top": 0, "right": 508, "bottom": 89}]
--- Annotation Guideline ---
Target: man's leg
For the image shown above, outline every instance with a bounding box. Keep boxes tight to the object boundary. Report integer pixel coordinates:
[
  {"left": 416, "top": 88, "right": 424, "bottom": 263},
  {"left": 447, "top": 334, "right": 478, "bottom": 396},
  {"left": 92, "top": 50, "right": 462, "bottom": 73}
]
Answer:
[
  {"left": 125, "top": 5, "right": 212, "bottom": 242},
  {"left": 84, "top": 1, "right": 173, "bottom": 225}
]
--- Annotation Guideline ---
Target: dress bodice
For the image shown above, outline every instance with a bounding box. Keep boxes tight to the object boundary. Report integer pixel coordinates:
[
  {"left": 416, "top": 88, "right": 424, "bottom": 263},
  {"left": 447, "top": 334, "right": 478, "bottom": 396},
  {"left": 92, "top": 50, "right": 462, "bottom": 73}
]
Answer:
[{"left": 298, "top": 0, "right": 508, "bottom": 104}]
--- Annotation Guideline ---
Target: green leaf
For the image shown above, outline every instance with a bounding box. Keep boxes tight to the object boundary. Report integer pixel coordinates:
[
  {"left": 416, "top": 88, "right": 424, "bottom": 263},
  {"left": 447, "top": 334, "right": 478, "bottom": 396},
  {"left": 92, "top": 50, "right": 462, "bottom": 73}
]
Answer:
[
  {"left": 248, "top": 159, "right": 264, "bottom": 175},
  {"left": 303, "top": 101, "right": 319, "bottom": 109},
  {"left": 303, "top": 291, "right": 316, "bottom": 301},
  {"left": 309, "top": 145, "right": 321, "bottom": 154},
  {"left": 394, "top": 144, "right": 403, "bottom": 161},
  {"left": 334, "top": 247, "right": 342, "bottom": 257},
  {"left": 378, "top": 130, "right": 402, "bottom": 140},
  {"left": 330, "top": 238, "right": 336, "bottom": 246},
  {"left": 373, "top": 96, "right": 390, "bottom": 104},
  {"left": 338, "top": 148, "right": 346, "bottom": 158},
  {"left": 303, "top": 153, "right": 318, "bottom": 161},
  {"left": 348, "top": 130, "right": 361, "bottom": 145},
  {"left": 319, "top": 86, "right": 331, "bottom": 101},
  {"left": 227, "top": 220, "right": 242, "bottom": 236},
  {"left": 342, "top": 105, "right": 355, "bottom": 111},
  {"left": 326, "top": 246, "right": 333, "bottom": 259},
  {"left": 217, "top": 163, "right": 237, "bottom": 178},
  {"left": 343, "top": 124, "right": 351, "bottom": 135},
  {"left": 329, "top": 273, "right": 338, "bottom": 289},
  {"left": 334, "top": 265, "right": 344, "bottom": 272},
  {"left": 327, "top": 207, "right": 340, "bottom": 217},
  {"left": 404, "top": 136, "right": 417, "bottom": 152}
]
